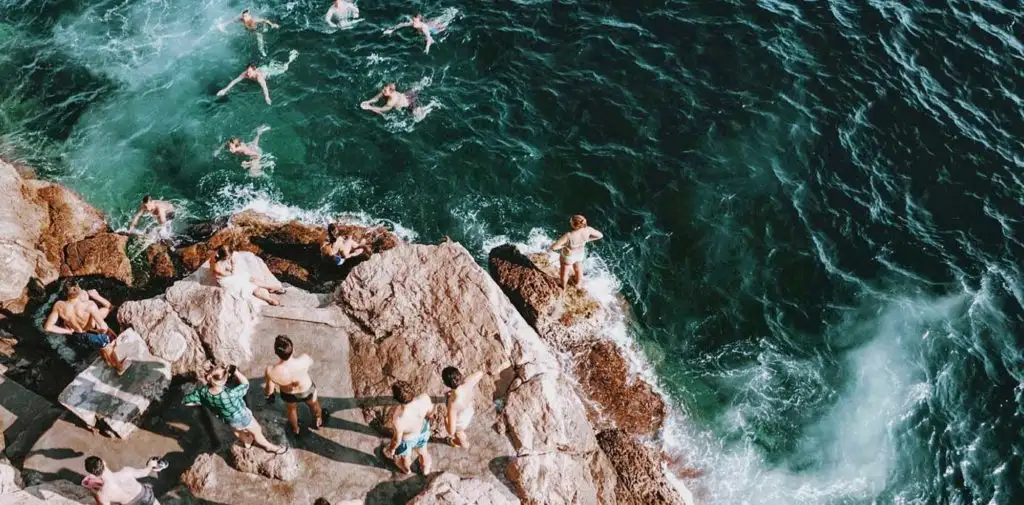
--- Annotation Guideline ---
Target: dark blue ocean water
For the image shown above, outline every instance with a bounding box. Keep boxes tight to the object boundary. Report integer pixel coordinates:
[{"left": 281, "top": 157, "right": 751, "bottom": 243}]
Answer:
[{"left": 1, "top": 0, "right": 1022, "bottom": 503}]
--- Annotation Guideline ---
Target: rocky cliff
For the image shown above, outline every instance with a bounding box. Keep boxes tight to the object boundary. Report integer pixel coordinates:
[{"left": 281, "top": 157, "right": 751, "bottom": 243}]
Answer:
[{"left": 0, "top": 160, "right": 691, "bottom": 505}]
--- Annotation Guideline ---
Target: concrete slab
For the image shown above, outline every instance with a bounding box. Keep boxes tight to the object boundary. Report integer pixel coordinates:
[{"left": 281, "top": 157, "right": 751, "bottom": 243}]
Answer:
[
  {"left": 57, "top": 330, "right": 171, "bottom": 439},
  {"left": 0, "top": 373, "right": 63, "bottom": 464},
  {"left": 190, "top": 314, "right": 518, "bottom": 505}
]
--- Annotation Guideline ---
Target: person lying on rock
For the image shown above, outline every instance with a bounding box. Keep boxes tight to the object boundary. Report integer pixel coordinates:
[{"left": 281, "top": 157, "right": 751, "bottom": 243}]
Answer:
[
  {"left": 211, "top": 245, "right": 285, "bottom": 305},
  {"left": 265, "top": 335, "right": 326, "bottom": 434},
  {"left": 184, "top": 365, "right": 288, "bottom": 455},
  {"left": 548, "top": 214, "right": 604, "bottom": 290},
  {"left": 127, "top": 195, "right": 176, "bottom": 240},
  {"left": 82, "top": 455, "right": 165, "bottom": 505},
  {"left": 442, "top": 366, "right": 484, "bottom": 448},
  {"left": 321, "top": 224, "right": 369, "bottom": 266},
  {"left": 384, "top": 380, "right": 433, "bottom": 474},
  {"left": 44, "top": 282, "right": 130, "bottom": 375}
]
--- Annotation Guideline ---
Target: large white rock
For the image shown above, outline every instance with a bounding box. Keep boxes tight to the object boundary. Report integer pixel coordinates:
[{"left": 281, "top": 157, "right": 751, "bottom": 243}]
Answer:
[
  {"left": 407, "top": 472, "right": 518, "bottom": 505},
  {"left": 117, "top": 297, "right": 207, "bottom": 376},
  {"left": 0, "top": 458, "right": 24, "bottom": 495},
  {"left": 502, "top": 374, "right": 598, "bottom": 455},
  {"left": 57, "top": 330, "right": 171, "bottom": 439}
]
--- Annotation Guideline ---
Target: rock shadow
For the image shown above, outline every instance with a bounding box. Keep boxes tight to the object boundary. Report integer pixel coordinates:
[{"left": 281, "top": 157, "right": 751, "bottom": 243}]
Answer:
[
  {"left": 488, "top": 456, "right": 520, "bottom": 498},
  {"left": 362, "top": 474, "right": 427, "bottom": 505}
]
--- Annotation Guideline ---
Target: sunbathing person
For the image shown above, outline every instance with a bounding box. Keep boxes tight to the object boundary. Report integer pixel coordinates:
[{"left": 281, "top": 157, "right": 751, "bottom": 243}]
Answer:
[
  {"left": 43, "top": 282, "right": 129, "bottom": 374},
  {"left": 211, "top": 245, "right": 285, "bottom": 305}
]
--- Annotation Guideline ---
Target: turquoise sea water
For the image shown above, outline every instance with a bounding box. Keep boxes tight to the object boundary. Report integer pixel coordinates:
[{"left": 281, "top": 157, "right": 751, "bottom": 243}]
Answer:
[{"left": 1, "top": 0, "right": 1022, "bottom": 503}]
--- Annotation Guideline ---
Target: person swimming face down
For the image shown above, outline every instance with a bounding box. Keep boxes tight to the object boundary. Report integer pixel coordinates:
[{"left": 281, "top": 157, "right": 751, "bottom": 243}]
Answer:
[
  {"left": 244, "top": 63, "right": 260, "bottom": 79},
  {"left": 226, "top": 137, "right": 243, "bottom": 153}
]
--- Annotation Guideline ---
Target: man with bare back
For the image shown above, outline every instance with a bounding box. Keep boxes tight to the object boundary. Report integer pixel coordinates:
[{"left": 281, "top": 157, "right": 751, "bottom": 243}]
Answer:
[
  {"left": 360, "top": 83, "right": 420, "bottom": 115},
  {"left": 384, "top": 380, "right": 433, "bottom": 474},
  {"left": 217, "top": 63, "right": 273, "bottom": 105},
  {"left": 128, "top": 195, "right": 176, "bottom": 239},
  {"left": 44, "top": 282, "right": 128, "bottom": 374},
  {"left": 264, "top": 335, "right": 325, "bottom": 435}
]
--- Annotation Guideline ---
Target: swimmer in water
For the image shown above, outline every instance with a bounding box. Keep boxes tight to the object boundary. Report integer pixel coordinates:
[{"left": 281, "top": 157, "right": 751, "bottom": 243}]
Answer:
[
  {"left": 325, "top": 0, "right": 359, "bottom": 27},
  {"left": 384, "top": 13, "right": 446, "bottom": 54},
  {"left": 128, "top": 195, "right": 176, "bottom": 240},
  {"left": 217, "top": 63, "right": 272, "bottom": 105},
  {"left": 360, "top": 83, "right": 420, "bottom": 115},
  {"left": 219, "top": 9, "right": 280, "bottom": 32},
  {"left": 224, "top": 125, "right": 272, "bottom": 176}
]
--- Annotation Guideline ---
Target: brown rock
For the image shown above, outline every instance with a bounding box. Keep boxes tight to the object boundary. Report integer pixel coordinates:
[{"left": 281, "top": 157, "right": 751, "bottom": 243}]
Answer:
[
  {"left": 144, "top": 243, "right": 179, "bottom": 285},
  {"left": 0, "top": 161, "right": 57, "bottom": 314},
  {"left": 576, "top": 341, "right": 665, "bottom": 436},
  {"left": 28, "top": 181, "right": 108, "bottom": 268},
  {"left": 60, "top": 233, "right": 132, "bottom": 285},
  {"left": 596, "top": 430, "right": 687, "bottom": 505},
  {"left": 407, "top": 472, "right": 517, "bottom": 505},
  {"left": 180, "top": 453, "right": 217, "bottom": 493},
  {"left": 502, "top": 374, "right": 597, "bottom": 455},
  {"left": 117, "top": 297, "right": 207, "bottom": 376}
]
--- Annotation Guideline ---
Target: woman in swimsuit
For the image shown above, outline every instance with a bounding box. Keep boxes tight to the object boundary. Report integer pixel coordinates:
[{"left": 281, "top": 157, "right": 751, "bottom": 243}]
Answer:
[
  {"left": 548, "top": 214, "right": 604, "bottom": 290},
  {"left": 211, "top": 245, "right": 285, "bottom": 305}
]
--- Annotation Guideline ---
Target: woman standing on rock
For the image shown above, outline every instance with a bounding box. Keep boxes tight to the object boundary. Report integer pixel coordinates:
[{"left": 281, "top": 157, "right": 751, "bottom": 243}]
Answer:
[
  {"left": 183, "top": 366, "right": 288, "bottom": 455},
  {"left": 548, "top": 214, "right": 604, "bottom": 290}
]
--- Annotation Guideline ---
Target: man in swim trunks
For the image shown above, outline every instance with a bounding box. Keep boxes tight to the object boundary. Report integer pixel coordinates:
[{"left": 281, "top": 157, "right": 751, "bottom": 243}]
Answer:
[
  {"left": 384, "top": 13, "right": 444, "bottom": 53},
  {"left": 548, "top": 214, "right": 604, "bottom": 290},
  {"left": 384, "top": 380, "right": 433, "bottom": 474},
  {"left": 82, "top": 455, "right": 164, "bottom": 505},
  {"left": 217, "top": 63, "right": 273, "bottom": 105},
  {"left": 43, "top": 282, "right": 129, "bottom": 374},
  {"left": 184, "top": 365, "right": 287, "bottom": 455},
  {"left": 128, "top": 195, "right": 176, "bottom": 240},
  {"left": 320, "top": 224, "right": 368, "bottom": 266},
  {"left": 264, "top": 335, "right": 325, "bottom": 435},
  {"left": 442, "top": 366, "right": 484, "bottom": 448},
  {"left": 360, "top": 83, "right": 419, "bottom": 115},
  {"left": 325, "top": 0, "right": 359, "bottom": 27}
]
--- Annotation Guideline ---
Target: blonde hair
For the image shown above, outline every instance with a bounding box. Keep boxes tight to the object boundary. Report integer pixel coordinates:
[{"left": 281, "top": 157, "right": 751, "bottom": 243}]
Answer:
[{"left": 570, "top": 215, "right": 587, "bottom": 230}]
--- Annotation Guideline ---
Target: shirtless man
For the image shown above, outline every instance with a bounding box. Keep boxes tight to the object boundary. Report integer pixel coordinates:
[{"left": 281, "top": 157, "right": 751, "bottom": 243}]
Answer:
[
  {"left": 217, "top": 63, "right": 272, "bottom": 105},
  {"left": 128, "top": 195, "right": 176, "bottom": 239},
  {"left": 548, "top": 214, "right": 603, "bottom": 290},
  {"left": 360, "top": 83, "right": 419, "bottom": 115},
  {"left": 219, "top": 9, "right": 280, "bottom": 32},
  {"left": 264, "top": 335, "right": 325, "bottom": 435},
  {"left": 384, "top": 13, "right": 446, "bottom": 53},
  {"left": 82, "top": 456, "right": 164, "bottom": 505},
  {"left": 325, "top": 0, "right": 359, "bottom": 27},
  {"left": 384, "top": 380, "right": 433, "bottom": 474},
  {"left": 225, "top": 125, "right": 271, "bottom": 176},
  {"left": 44, "top": 283, "right": 128, "bottom": 374},
  {"left": 442, "top": 366, "right": 484, "bottom": 448},
  {"left": 320, "top": 224, "right": 368, "bottom": 266}
]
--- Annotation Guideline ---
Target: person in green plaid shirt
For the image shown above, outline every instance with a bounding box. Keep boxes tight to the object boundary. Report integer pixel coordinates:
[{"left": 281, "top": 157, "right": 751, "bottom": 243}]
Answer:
[{"left": 183, "top": 366, "right": 287, "bottom": 454}]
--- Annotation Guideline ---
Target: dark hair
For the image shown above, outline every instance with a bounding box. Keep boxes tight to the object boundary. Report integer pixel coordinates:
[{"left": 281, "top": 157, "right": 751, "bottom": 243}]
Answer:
[
  {"left": 64, "top": 281, "right": 82, "bottom": 300},
  {"left": 85, "top": 456, "right": 105, "bottom": 476},
  {"left": 314, "top": 499, "right": 330, "bottom": 505},
  {"left": 442, "top": 366, "right": 463, "bottom": 389},
  {"left": 242, "top": 9, "right": 250, "bottom": 14},
  {"left": 215, "top": 245, "right": 231, "bottom": 262},
  {"left": 142, "top": 194, "right": 152, "bottom": 204},
  {"left": 391, "top": 380, "right": 416, "bottom": 404},
  {"left": 247, "top": 61, "right": 257, "bottom": 69},
  {"left": 326, "top": 223, "right": 341, "bottom": 243},
  {"left": 274, "top": 335, "right": 294, "bottom": 360}
]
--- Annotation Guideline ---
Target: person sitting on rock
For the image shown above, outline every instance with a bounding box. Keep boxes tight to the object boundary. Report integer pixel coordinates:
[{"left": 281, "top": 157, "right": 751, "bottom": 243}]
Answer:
[
  {"left": 81, "top": 455, "right": 164, "bottom": 505},
  {"left": 320, "top": 224, "right": 368, "bottom": 266},
  {"left": 43, "top": 282, "right": 129, "bottom": 375},
  {"left": 442, "top": 366, "right": 484, "bottom": 448},
  {"left": 384, "top": 380, "right": 433, "bottom": 474},
  {"left": 127, "top": 195, "right": 176, "bottom": 240},
  {"left": 265, "top": 335, "right": 325, "bottom": 434},
  {"left": 548, "top": 214, "right": 603, "bottom": 290},
  {"left": 183, "top": 365, "right": 288, "bottom": 455},
  {"left": 211, "top": 245, "right": 285, "bottom": 305}
]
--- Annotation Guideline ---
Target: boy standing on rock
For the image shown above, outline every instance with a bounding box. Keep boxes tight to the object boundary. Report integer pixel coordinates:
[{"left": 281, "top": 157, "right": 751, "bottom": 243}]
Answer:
[
  {"left": 384, "top": 380, "right": 433, "bottom": 474},
  {"left": 264, "top": 335, "right": 325, "bottom": 434},
  {"left": 442, "top": 366, "right": 484, "bottom": 448}
]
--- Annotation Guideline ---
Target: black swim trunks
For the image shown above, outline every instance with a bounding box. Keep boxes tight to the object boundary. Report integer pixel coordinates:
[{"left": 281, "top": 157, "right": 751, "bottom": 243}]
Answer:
[
  {"left": 71, "top": 332, "right": 110, "bottom": 350},
  {"left": 281, "top": 383, "right": 317, "bottom": 403}
]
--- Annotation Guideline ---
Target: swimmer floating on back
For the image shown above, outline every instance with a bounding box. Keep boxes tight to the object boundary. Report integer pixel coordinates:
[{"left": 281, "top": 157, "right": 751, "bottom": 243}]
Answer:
[
  {"left": 384, "top": 13, "right": 448, "bottom": 53},
  {"left": 224, "top": 125, "right": 272, "bottom": 176},
  {"left": 360, "top": 83, "right": 421, "bottom": 115},
  {"left": 217, "top": 62, "right": 272, "bottom": 105},
  {"left": 325, "top": 0, "right": 360, "bottom": 27}
]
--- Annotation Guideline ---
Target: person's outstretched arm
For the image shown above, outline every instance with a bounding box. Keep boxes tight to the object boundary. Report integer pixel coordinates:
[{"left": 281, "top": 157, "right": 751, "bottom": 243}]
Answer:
[
  {"left": 463, "top": 371, "right": 485, "bottom": 389},
  {"left": 588, "top": 227, "right": 604, "bottom": 241},
  {"left": 548, "top": 233, "right": 569, "bottom": 252},
  {"left": 127, "top": 205, "right": 146, "bottom": 232},
  {"left": 258, "top": 17, "right": 280, "bottom": 28},
  {"left": 257, "top": 75, "right": 272, "bottom": 105},
  {"left": 217, "top": 72, "right": 246, "bottom": 97},
  {"left": 123, "top": 459, "right": 160, "bottom": 479},
  {"left": 383, "top": 21, "right": 412, "bottom": 35}
]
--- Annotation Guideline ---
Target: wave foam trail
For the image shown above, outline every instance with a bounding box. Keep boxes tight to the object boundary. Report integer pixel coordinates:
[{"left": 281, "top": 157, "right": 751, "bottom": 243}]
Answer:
[{"left": 666, "top": 293, "right": 968, "bottom": 505}]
